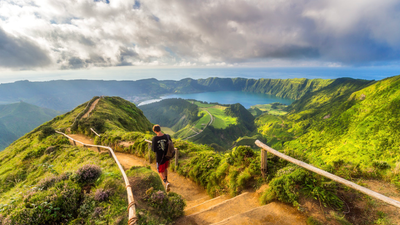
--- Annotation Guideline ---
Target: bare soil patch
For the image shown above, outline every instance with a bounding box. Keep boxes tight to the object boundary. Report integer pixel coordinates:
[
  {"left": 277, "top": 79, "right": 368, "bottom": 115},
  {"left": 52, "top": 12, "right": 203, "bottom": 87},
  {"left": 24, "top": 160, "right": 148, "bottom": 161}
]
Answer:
[{"left": 82, "top": 98, "right": 100, "bottom": 118}]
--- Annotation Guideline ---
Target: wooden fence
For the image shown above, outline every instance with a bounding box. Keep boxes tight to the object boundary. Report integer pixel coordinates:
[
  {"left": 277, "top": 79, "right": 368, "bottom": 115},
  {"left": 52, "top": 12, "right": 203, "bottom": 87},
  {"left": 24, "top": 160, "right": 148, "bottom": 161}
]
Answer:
[
  {"left": 255, "top": 140, "right": 400, "bottom": 209},
  {"left": 145, "top": 139, "right": 179, "bottom": 168},
  {"left": 56, "top": 131, "right": 138, "bottom": 225}
]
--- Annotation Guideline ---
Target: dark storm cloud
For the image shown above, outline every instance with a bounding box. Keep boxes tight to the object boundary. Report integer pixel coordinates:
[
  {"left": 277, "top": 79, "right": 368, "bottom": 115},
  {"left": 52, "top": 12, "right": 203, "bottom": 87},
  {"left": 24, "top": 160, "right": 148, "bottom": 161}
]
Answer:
[{"left": 0, "top": 28, "right": 51, "bottom": 68}]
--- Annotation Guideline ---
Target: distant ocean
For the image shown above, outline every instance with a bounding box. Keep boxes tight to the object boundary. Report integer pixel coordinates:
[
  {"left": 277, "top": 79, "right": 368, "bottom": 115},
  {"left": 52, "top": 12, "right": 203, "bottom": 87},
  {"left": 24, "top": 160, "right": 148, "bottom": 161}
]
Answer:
[{"left": 1, "top": 67, "right": 400, "bottom": 84}]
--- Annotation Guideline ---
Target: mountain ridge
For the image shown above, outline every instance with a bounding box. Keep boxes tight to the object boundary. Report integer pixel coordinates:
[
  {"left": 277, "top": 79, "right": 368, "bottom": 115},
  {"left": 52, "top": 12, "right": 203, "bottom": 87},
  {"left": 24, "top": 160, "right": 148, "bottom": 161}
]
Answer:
[{"left": 0, "top": 77, "right": 333, "bottom": 111}]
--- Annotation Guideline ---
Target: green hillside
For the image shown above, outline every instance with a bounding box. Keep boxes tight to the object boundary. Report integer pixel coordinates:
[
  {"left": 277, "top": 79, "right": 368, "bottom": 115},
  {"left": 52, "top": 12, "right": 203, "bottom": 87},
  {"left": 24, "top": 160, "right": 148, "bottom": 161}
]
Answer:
[
  {"left": 258, "top": 75, "right": 400, "bottom": 186},
  {"left": 139, "top": 98, "right": 199, "bottom": 131},
  {"left": 196, "top": 77, "right": 332, "bottom": 99},
  {"left": 69, "top": 96, "right": 153, "bottom": 136},
  {"left": 0, "top": 102, "right": 61, "bottom": 150},
  {"left": 0, "top": 96, "right": 175, "bottom": 224}
]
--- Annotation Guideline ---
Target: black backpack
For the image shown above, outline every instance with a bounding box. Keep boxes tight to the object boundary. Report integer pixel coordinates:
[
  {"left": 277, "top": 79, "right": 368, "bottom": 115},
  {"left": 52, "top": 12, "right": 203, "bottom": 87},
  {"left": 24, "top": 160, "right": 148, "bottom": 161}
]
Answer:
[{"left": 164, "top": 134, "right": 175, "bottom": 160}]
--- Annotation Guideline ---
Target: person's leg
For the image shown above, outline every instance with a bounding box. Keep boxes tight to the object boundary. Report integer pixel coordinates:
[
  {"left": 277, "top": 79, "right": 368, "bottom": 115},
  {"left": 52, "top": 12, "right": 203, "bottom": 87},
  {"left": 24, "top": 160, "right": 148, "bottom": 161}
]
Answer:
[
  {"left": 162, "top": 168, "right": 168, "bottom": 182},
  {"left": 158, "top": 161, "right": 169, "bottom": 183},
  {"left": 159, "top": 161, "right": 170, "bottom": 191}
]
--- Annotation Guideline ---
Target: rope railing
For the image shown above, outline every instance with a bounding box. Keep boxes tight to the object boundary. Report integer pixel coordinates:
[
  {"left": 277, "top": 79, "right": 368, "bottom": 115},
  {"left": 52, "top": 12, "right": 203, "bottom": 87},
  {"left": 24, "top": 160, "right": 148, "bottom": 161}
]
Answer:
[
  {"left": 145, "top": 139, "right": 179, "bottom": 168},
  {"left": 255, "top": 140, "right": 400, "bottom": 209},
  {"left": 56, "top": 131, "right": 138, "bottom": 225}
]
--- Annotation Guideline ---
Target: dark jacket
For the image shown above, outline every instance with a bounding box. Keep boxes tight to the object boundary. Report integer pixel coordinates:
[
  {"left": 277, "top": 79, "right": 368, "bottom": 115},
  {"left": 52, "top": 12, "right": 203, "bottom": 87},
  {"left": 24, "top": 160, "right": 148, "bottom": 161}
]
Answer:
[{"left": 152, "top": 134, "right": 171, "bottom": 165}]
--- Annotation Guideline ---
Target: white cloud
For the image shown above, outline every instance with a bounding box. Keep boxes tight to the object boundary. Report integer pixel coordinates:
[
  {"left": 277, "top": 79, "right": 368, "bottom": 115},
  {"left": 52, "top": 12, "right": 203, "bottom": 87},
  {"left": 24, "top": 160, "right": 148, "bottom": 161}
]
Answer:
[{"left": 0, "top": 0, "right": 400, "bottom": 70}]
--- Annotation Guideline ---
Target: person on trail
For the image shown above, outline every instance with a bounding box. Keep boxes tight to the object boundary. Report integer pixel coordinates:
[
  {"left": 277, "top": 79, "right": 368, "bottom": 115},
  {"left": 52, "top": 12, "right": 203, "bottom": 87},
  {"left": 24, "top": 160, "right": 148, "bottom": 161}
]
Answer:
[{"left": 152, "top": 124, "right": 171, "bottom": 192}]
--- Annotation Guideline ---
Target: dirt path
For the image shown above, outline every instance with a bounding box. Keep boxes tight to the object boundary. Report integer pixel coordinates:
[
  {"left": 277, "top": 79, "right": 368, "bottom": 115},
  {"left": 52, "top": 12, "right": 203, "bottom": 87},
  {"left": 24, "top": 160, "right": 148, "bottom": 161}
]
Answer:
[
  {"left": 82, "top": 98, "right": 100, "bottom": 118},
  {"left": 184, "top": 108, "right": 213, "bottom": 140},
  {"left": 363, "top": 180, "right": 400, "bottom": 224},
  {"left": 67, "top": 134, "right": 210, "bottom": 206}
]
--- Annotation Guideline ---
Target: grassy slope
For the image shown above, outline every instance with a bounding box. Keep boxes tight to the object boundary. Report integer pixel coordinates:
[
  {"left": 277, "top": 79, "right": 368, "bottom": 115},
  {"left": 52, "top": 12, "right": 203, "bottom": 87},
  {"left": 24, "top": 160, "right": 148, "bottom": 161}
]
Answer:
[
  {"left": 249, "top": 103, "right": 288, "bottom": 117},
  {"left": 71, "top": 96, "right": 153, "bottom": 136},
  {"left": 205, "top": 106, "right": 237, "bottom": 129},
  {"left": 139, "top": 98, "right": 199, "bottom": 132},
  {"left": 0, "top": 124, "right": 128, "bottom": 224},
  {"left": 258, "top": 76, "right": 400, "bottom": 181},
  {"left": 0, "top": 96, "right": 157, "bottom": 224}
]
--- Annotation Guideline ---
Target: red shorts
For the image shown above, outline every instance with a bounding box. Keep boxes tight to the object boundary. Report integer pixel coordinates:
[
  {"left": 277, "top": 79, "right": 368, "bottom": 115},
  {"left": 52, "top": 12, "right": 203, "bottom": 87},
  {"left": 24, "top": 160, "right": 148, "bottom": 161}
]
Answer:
[{"left": 157, "top": 161, "right": 169, "bottom": 173}]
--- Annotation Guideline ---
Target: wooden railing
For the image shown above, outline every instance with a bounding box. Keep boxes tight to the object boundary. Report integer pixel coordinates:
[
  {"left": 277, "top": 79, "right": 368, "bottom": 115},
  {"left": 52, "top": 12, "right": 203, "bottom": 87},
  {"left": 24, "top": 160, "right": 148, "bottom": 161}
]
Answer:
[
  {"left": 90, "top": 128, "right": 101, "bottom": 137},
  {"left": 56, "top": 131, "right": 138, "bottom": 225},
  {"left": 145, "top": 139, "right": 179, "bottom": 168},
  {"left": 255, "top": 140, "right": 400, "bottom": 209}
]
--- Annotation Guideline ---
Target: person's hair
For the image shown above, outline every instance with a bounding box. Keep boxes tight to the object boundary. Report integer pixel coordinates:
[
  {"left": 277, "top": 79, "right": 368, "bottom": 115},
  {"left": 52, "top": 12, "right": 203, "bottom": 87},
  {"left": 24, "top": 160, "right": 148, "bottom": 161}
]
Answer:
[{"left": 153, "top": 125, "right": 161, "bottom": 132}]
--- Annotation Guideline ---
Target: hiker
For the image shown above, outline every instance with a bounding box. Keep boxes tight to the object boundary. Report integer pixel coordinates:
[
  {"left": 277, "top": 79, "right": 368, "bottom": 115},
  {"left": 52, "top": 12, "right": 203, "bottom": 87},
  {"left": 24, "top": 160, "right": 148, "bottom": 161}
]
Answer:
[{"left": 152, "top": 124, "right": 171, "bottom": 191}]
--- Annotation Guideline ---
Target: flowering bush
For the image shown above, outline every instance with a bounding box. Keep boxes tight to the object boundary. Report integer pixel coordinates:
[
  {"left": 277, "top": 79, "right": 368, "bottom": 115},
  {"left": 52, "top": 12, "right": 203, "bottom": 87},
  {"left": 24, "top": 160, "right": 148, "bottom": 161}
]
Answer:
[
  {"left": 10, "top": 180, "right": 81, "bottom": 224},
  {"left": 37, "top": 173, "right": 71, "bottom": 190},
  {"left": 75, "top": 164, "right": 102, "bottom": 184},
  {"left": 146, "top": 190, "right": 185, "bottom": 220},
  {"left": 94, "top": 189, "right": 111, "bottom": 202},
  {"left": 92, "top": 207, "right": 103, "bottom": 218}
]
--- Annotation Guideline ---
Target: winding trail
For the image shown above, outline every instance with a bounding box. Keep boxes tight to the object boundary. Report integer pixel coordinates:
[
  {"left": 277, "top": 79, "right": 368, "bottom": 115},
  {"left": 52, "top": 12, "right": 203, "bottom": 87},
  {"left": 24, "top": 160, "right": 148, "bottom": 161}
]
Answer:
[
  {"left": 66, "top": 133, "right": 307, "bottom": 224},
  {"left": 184, "top": 108, "right": 213, "bottom": 140},
  {"left": 82, "top": 98, "right": 100, "bottom": 119},
  {"left": 68, "top": 134, "right": 210, "bottom": 206}
]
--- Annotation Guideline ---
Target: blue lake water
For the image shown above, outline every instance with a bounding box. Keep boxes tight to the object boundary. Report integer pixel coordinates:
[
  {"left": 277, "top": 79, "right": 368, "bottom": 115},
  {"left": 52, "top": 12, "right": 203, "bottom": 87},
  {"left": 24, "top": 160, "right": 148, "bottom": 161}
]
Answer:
[{"left": 139, "top": 91, "right": 295, "bottom": 108}]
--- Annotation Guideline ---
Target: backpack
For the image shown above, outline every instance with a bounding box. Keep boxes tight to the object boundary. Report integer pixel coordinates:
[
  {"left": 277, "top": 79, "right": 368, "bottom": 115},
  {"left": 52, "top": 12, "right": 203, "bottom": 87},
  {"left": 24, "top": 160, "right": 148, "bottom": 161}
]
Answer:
[{"left": 164, "top": 134, "right": 175, "bottom": 160}]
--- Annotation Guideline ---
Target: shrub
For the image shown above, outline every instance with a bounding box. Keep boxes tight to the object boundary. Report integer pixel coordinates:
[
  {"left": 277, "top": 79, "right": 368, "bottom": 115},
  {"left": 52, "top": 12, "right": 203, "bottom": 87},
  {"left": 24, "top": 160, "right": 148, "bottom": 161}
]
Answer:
[
  {"left": 13, "top": 180, "right": 81, "bottom": 224},
  {"left": 74, "top": 164, "right": 102, "bottom": 184},
  {"left": 37, "top": 173, "right": 71, "bottom": 190},
  {"left": 92, "top": 207, "right": 103, "bottom": 218},
  {"left": 94, "top": 189, "right": 111, "bottom": 202},
  {"left": 372, "top": 161, "right": 391, "bottom": 170},
  {"left": 39, "top": 126, "right": 55, "bottom": 140},
  {"left": 260, "top": 167, "right": 309, "bottom": 206},
  {"left": 146, "top": 190, "right": 185, "bottom": 220}
]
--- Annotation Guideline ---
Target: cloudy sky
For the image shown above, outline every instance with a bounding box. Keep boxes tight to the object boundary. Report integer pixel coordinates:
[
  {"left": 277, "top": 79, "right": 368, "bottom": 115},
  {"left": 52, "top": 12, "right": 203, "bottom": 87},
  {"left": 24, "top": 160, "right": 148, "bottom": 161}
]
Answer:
[{"left": 1, "top": 0, "right": 400, "bottom": 72}]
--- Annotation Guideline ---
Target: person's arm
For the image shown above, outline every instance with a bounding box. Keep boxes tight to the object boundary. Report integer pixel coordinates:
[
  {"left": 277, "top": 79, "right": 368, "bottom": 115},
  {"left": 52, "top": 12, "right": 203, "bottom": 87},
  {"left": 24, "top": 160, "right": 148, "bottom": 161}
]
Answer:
[{"left": 152, "top": 137, "right": 157, "bottom": 152}]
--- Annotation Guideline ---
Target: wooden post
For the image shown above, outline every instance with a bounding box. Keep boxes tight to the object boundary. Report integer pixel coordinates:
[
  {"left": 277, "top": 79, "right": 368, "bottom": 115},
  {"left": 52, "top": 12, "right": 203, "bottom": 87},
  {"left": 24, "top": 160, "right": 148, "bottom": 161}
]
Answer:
[
  {"left": 148, "top": 143, "right": 152, "bottom": 163},
  {"left": 97, "top": 147, "right": 101, "bottom": 152},
  {"left": 261, "top": 149, "right": 268, "bottom": 178},
  {"left": 73, "top": 140, "right": 76, "bottom": 146},
  {"left": 175, "top": 149, "right": 179, "bottom": 168}
]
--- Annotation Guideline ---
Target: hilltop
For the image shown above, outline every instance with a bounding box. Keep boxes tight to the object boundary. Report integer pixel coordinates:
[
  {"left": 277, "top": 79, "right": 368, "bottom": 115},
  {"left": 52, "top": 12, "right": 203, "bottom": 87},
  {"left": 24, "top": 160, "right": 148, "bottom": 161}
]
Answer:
[{"left": 0, "top": 102, "right": 60, "bottom": 150}]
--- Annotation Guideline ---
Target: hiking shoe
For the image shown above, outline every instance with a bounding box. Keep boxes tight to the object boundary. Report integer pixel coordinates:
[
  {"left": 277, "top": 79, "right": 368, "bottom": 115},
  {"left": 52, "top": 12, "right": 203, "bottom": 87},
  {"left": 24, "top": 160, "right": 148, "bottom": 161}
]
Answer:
[{"left": 165, "top": 182, "right": 170, "bottom": 192}]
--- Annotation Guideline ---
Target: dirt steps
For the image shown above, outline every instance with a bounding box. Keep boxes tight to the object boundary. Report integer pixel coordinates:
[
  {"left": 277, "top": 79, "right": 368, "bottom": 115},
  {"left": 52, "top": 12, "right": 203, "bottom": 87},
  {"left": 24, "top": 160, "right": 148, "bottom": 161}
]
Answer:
[
  {"left": 175, "top": 192, "right": 261, "bottom": 225},
  {"left": 211, "top": 202, "right": 307, "bottom": 225},
  {"left": 185, "top": 194, "right": 231, "bottom": 215}
]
